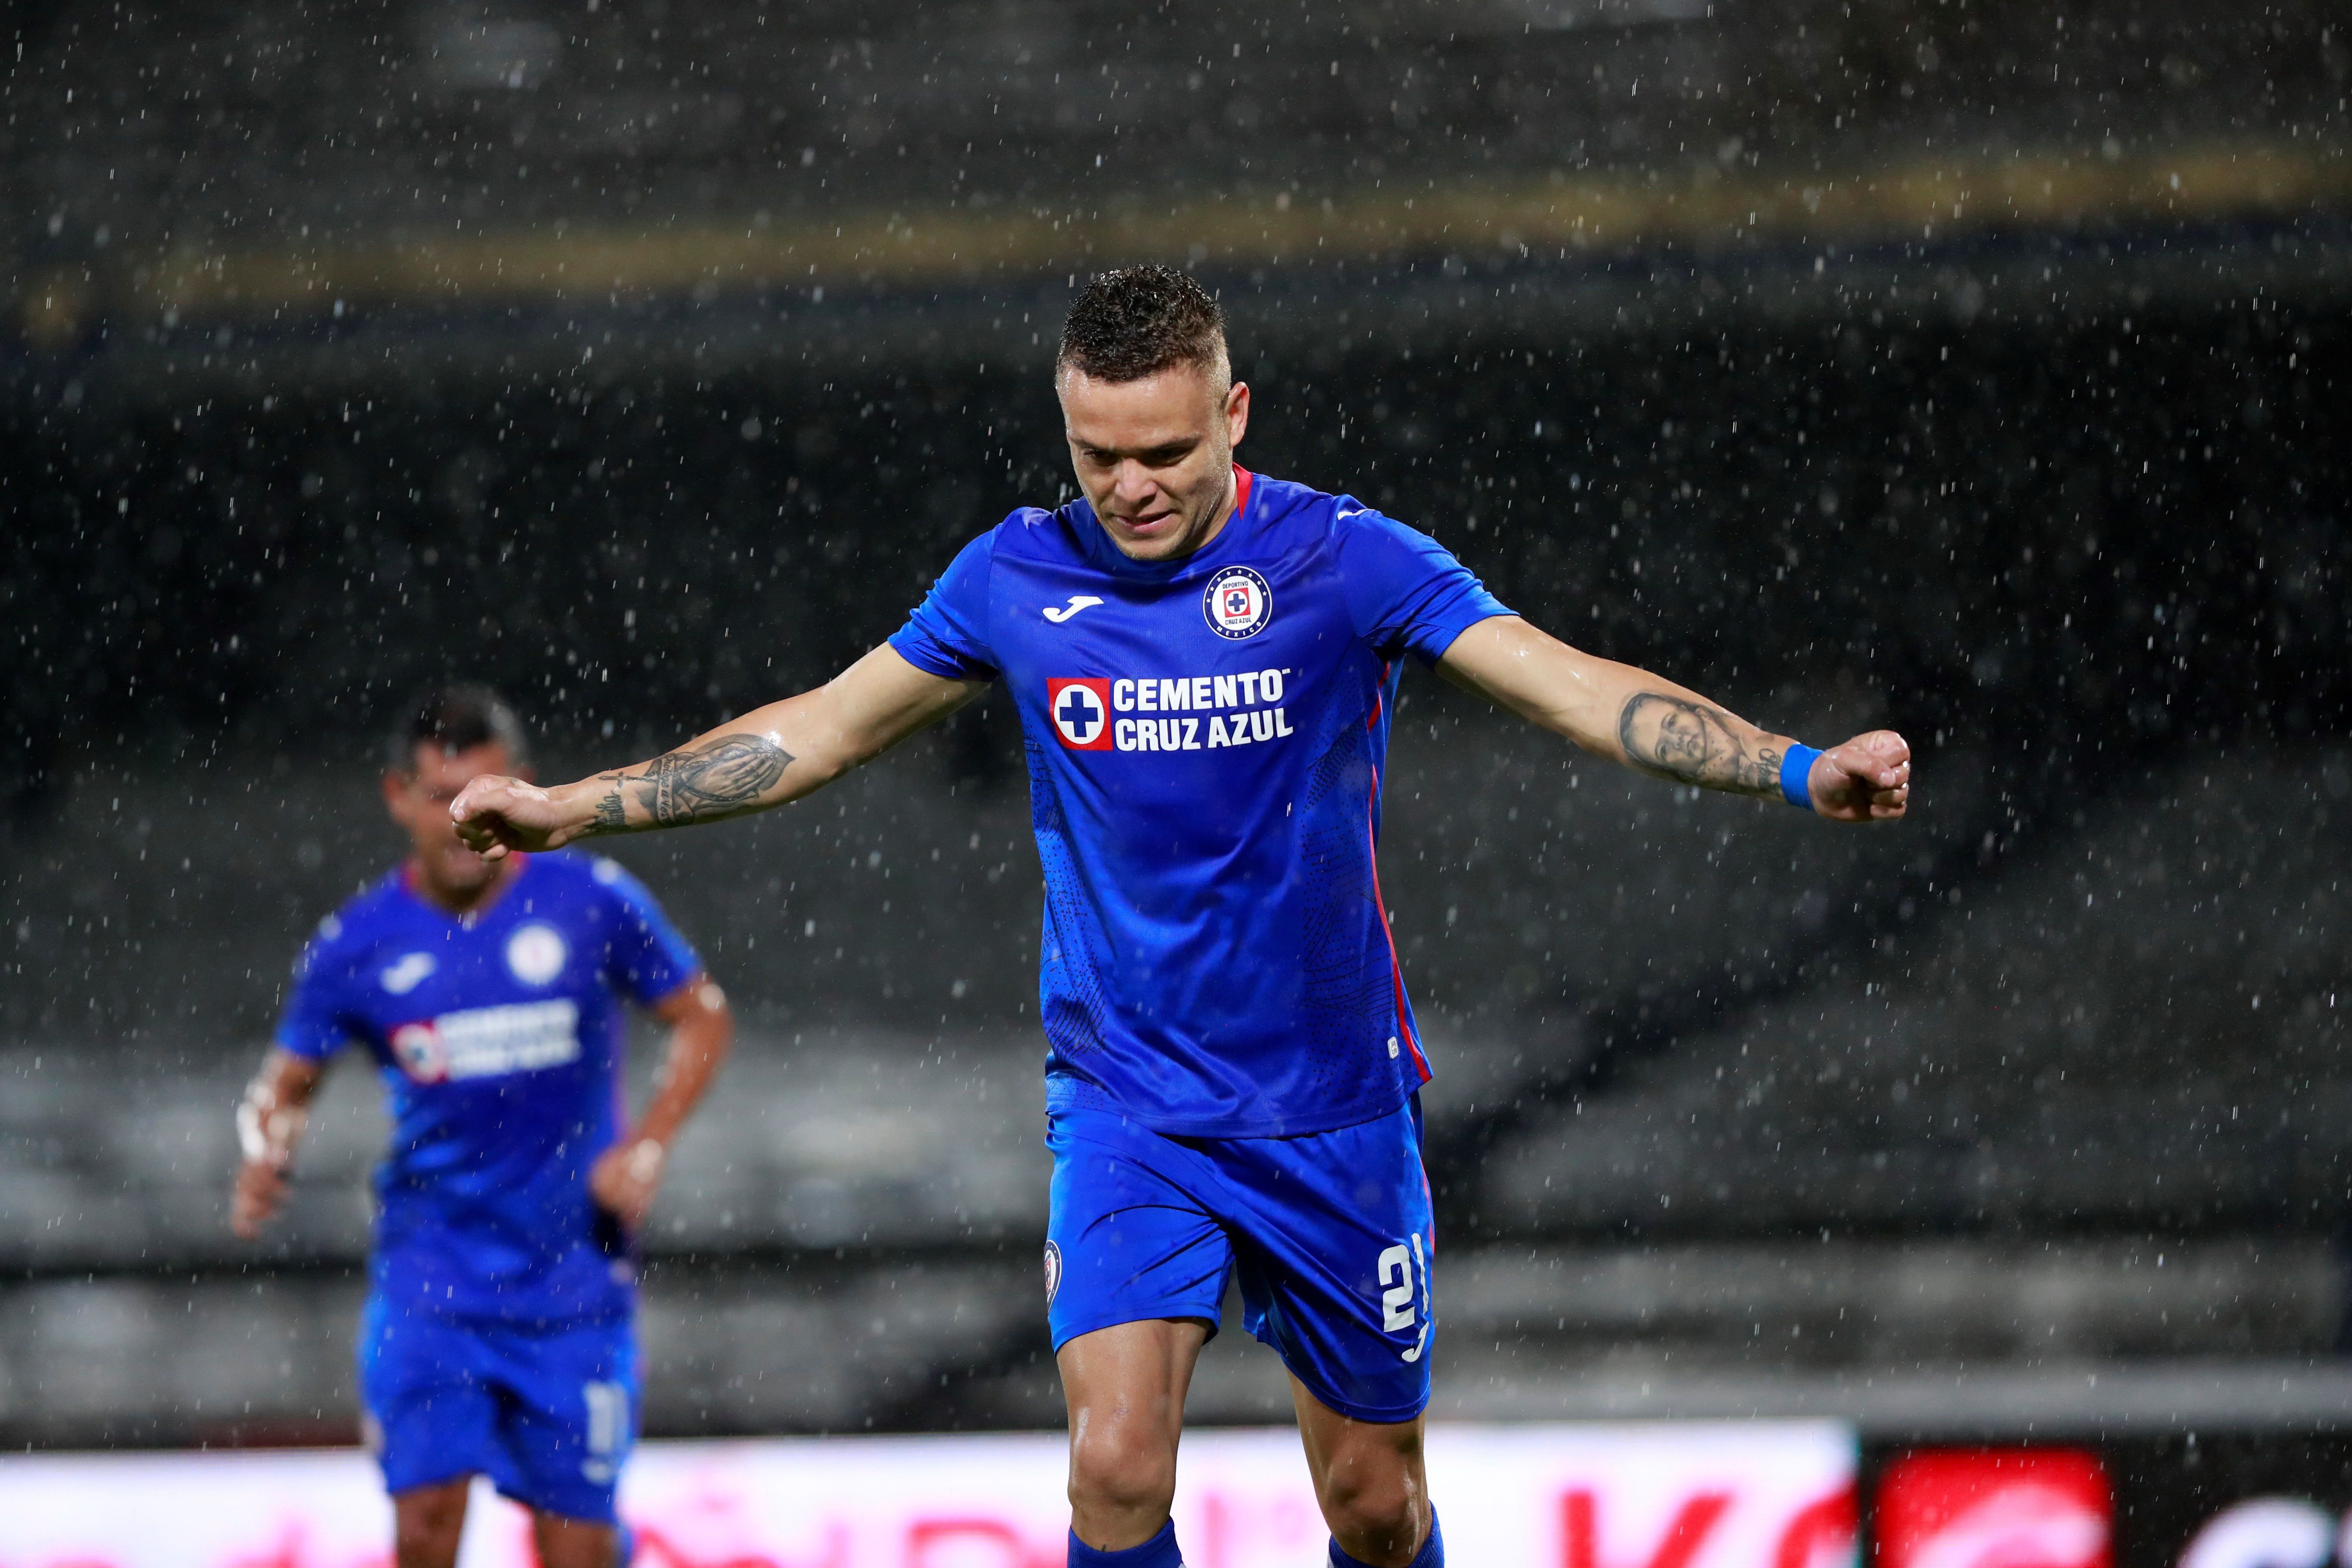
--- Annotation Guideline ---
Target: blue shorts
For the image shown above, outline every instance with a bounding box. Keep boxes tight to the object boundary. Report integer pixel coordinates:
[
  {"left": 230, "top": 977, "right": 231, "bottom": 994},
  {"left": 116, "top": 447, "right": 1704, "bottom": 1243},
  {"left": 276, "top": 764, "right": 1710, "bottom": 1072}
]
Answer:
[
  {"left": 358, "top": 1296, "right": 637, "bottom": 1525},
  {"left": 1044, "top": 1096, "right": 1436, "bottom": 1424}
]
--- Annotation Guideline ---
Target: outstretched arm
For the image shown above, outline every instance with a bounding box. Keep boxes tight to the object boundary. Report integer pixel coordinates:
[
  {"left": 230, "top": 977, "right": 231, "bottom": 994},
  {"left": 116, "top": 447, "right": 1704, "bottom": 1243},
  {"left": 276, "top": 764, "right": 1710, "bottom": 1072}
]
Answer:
[
  {"left": 1436, "top": 616, "right": 1910, "bottom": 822},
  {"left": 451, "top": 644, "right": 986, "bottom": 857},
  {"left": 589, "top": 972, "right": 735, "bottom": 1230}
]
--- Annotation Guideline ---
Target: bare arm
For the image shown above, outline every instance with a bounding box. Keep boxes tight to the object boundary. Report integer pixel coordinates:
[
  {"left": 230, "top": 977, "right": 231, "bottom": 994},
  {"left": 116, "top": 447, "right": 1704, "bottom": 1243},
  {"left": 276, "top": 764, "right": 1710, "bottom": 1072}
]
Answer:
[
  {"left": 1436, "top": 616, "right": 1911, "bottom": 822},
  {"left": 588, "top": 972, "right": 735, "bottom": 1229},
  {"left": 450, "top": 643, "right": 984, "bottom": 857},
  {"left": 230, "top": 1047, "right": 326, "bottom": 1238}
]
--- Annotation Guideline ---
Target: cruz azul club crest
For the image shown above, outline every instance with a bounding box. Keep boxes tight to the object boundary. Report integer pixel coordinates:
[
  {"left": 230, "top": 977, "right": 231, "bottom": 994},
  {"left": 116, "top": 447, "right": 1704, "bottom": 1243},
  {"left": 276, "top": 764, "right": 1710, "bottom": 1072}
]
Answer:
[
  {"left": 1046, "top": 678, "right": 1115, "bottom": 750},
  {"left": 1202, "top": 566, "right": 1273, "bottom": 639}
]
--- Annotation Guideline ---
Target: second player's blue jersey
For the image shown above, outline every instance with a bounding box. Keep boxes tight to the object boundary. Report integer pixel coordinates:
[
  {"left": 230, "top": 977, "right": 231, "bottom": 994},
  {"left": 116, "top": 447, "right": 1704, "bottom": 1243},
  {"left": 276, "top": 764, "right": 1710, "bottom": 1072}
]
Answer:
[
  {"left": 275, "top": 851, "right": 700, "bottom": 1323},
  {"left": 891, "top": 469, "right": 1510, "bottom": 1137}
]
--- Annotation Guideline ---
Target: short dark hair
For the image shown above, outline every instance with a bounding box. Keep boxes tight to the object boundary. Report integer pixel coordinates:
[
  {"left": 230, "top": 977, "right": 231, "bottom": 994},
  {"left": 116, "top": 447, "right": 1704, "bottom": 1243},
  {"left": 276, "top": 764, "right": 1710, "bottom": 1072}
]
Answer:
[
  {"left": 1057, "top": 266, "right": 1228, "bottom": 386},
  {"left": 388, "top": 683, "right": 529, "bottom": 772}
]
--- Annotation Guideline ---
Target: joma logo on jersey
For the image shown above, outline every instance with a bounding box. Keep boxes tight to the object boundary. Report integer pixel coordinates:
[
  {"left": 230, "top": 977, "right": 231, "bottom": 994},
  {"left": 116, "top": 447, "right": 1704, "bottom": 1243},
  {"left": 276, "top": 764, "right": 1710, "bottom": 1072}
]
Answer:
[{"left": 1047, "top": 678, "right": 1115, "bottom": 750}]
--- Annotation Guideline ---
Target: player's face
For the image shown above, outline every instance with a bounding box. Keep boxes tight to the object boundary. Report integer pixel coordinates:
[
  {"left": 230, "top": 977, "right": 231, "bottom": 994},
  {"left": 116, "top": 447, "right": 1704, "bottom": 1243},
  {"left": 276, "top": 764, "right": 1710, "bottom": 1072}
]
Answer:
[
  {"left": 383, "top": 741, "right": 524, "bottom": 903},
  {"left": 1059, "top": 361, "right": 1251, "bottom": 562}
]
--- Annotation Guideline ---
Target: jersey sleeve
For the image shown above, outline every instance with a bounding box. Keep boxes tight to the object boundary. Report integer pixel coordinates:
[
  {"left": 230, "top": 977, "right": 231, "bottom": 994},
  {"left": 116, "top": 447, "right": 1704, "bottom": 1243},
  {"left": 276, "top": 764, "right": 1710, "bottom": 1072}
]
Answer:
[
  {"left": 1335, "top": 506, "right": 1513, "bottom": 664},
  {"left": 887, "top": 527, "right": 1001, "bottom": 680},
  {"left": 592, "top": 858, "right": 704, "bottom": 1006},
  {"left": 273, "top": 916, "right": 359, "bottom": 1062}
]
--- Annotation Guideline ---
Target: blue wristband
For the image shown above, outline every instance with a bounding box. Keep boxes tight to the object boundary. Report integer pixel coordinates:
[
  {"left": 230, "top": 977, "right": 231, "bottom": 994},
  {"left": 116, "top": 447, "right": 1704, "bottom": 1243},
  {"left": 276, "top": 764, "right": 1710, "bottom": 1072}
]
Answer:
[{"left": 1779, "top": 744, "right": 1823, "bottom": 811}]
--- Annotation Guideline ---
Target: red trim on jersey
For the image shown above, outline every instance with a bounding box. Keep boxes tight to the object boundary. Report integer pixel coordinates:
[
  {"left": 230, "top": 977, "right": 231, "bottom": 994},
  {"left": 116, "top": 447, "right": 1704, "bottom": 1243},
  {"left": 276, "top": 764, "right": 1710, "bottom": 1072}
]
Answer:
[
  {"left": 1232, "top": 464, "right": 1254, "bottom": 525},
  {"left": 1365, "top": 758, "right": 1431, "bottom": 1086},
  {"left": 1364, "top": 662, "right": 1426, "bottom": 1078}
]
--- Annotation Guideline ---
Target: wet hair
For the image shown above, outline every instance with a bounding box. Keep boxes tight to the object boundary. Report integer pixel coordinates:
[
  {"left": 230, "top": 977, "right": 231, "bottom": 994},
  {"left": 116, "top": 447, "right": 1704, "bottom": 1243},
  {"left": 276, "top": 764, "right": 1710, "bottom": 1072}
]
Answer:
[
  {"left": 387, "top": 683, "right": 529, "bottom": 772},
  {"left": 1056, "top": 265, "right": 1228, "bottom": 387}
]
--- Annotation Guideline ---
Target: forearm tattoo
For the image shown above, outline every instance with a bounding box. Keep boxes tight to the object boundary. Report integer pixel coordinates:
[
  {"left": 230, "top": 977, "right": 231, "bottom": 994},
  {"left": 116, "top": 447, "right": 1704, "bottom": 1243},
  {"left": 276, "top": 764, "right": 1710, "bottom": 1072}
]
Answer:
[
  {"left": 1617, "top": 692, "right": 1781, "bottom": 796},
  {"left": 591, "top": 734, "right": 794, "bottom": 830}
]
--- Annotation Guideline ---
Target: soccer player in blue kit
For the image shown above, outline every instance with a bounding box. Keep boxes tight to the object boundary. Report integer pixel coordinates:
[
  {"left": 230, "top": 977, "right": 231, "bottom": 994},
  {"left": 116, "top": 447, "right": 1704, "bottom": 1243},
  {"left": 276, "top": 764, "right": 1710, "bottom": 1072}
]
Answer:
[
  {"left": 450, "top": 268, "right": 1911, "bottom": 1568},
  {"left": 231, "top": 686, "right": 734, "bottom": 1568}
]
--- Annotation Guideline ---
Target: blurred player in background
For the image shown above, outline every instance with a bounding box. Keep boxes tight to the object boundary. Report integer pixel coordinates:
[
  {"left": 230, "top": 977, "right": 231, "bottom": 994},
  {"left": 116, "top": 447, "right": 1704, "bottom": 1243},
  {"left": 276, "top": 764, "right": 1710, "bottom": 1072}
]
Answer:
[
  {"left": 447, "top": 269, "right": 1909, "bottom": 1568},
  {"left": 232, "top": 685, "right": 734, "bottom": 1568}
]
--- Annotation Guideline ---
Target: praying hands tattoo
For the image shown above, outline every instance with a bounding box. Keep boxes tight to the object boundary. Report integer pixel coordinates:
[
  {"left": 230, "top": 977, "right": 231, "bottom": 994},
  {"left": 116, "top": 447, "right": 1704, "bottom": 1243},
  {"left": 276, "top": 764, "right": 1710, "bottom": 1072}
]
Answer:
[
  {"left": 1616, "top": 692, "right": 1784, "bottom": 797},
  {"left": 591, "top": 734, "right": 795, "bottom": 830}
]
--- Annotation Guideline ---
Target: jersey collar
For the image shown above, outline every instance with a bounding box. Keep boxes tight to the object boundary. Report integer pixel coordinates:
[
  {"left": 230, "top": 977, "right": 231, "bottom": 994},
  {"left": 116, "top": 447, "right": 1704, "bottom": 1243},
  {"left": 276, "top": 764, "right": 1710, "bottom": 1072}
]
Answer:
[
  {"left": 1069, "top": 463, "right": 1257, "bottom": 581},
  {"left": 399, "top": 851, "right": 530, "bottom": 926}
]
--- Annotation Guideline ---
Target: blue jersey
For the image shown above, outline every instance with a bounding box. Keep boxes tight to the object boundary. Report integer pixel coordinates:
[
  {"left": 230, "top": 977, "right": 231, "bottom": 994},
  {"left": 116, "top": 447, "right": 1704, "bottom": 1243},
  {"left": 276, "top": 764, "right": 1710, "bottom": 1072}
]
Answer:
[
  {"left": 891, "top": 469, "right": 1510, "bottom": 1138},
  {"left": 275, "top": 851, "right": 700, "bottom": 1323}
]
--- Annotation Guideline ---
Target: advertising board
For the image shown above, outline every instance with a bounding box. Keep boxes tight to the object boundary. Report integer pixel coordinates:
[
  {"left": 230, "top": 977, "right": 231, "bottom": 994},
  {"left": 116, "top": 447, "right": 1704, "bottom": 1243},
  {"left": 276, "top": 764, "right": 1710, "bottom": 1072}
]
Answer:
[
  {"left": 0, "top": 1420, "right": 1857, "bottom": 1568},
  {"left": 2098, "top": 1436, "right": 2352, "bottom": 1568},
  {"left": 1872, "top": 1447, "right": 2110, "bottom": 1568},
  {"left": 1861, "top": 1433, "right": 2352, "bottom": 1568}
]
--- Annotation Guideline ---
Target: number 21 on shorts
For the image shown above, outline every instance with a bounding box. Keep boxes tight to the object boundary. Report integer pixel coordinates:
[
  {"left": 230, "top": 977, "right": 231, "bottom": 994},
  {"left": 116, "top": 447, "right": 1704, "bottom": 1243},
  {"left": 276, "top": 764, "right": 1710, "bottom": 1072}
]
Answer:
[{"left": 1378, "top": 1236, "right": 1431, "bottom": 1363}]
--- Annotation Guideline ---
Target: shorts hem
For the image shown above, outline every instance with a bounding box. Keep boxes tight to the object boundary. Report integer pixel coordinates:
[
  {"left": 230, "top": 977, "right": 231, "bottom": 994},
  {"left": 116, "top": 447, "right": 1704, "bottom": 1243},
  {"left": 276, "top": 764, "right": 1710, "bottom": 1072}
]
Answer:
[
  {"left": 384, "top": 1465, "right": 481, "bottom": 1498},
  {"left": 1048, "top": 1304, "right": 1224, "bottom": 1355},
  {"left": 1283, "top": 1376, "right": 1431, "bottom": 1426},
  {"left": 1271, "top": 1343, "right": 1432, "bottom": 1425},
  {"left": 490, "top": 1476, "right": 620, "bottom": 1528}
]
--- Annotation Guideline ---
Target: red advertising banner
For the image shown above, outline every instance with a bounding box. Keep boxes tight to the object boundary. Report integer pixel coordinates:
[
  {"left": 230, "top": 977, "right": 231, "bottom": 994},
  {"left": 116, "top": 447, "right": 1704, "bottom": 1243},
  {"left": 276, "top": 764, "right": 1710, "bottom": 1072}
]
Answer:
[{"left": 1875, "top": 1448, "right": 2111, "bottom": 1568}]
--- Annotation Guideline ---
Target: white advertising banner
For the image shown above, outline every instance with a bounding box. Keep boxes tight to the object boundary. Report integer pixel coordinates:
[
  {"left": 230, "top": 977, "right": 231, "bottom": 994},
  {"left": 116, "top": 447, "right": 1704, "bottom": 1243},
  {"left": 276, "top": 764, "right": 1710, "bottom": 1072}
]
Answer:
[{"left": 0, "top": 1421, "right": 1855, "bottom": 1568}]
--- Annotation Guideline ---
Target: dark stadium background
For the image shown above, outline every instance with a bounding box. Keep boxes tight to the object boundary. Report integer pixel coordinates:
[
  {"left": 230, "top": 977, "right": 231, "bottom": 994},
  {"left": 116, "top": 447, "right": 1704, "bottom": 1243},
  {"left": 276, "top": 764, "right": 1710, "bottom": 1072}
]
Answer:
[{"left": 0, "top": 0, "right": 2346, "bottom": 1496}]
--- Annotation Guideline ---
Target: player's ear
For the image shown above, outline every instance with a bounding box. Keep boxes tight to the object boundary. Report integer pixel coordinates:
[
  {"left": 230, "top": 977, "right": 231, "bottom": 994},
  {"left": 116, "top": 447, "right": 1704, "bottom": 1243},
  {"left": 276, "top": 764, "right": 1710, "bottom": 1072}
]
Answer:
[
  {"left": 380, "top": 768, "right": 414, "bottom": 819},
  {"left": 1225, "top": 379, "right": 1250, "bottom": 449}
]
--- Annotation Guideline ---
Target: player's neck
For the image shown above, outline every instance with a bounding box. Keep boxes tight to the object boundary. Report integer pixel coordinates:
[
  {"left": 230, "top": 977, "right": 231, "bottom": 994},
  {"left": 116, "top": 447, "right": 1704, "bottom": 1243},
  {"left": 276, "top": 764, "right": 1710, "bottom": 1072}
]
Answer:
[
  {"left": 1199, "top": 463, "right": 1252, "bottom": 551},
  {"left": 405, "top": 853, "right": 522, "bottom": 918},
  {"left": 1151, "top": 464, "right": 1246, "bottom": 561}
]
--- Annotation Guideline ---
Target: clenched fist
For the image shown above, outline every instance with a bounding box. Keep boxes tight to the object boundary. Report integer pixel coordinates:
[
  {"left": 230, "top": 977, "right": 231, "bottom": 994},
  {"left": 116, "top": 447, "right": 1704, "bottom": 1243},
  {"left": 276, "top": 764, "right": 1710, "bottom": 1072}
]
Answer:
[
  {"left": 450, "top": 775, "right": 591, "bottom": 860},
  {"left": 1806, "top": 730, "right": 1912, "bottom": 822}
]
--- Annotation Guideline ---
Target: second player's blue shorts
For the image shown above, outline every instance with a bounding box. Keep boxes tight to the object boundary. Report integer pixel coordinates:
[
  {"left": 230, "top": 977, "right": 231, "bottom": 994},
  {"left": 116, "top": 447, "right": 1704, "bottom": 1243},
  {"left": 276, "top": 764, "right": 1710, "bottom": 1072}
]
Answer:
[
  {"left": 358, "top": 1295, "right": 637, "bottom": 1524},
  {"left": 1044, "top": 1095, "right": 1437, "bottom": 1424}
]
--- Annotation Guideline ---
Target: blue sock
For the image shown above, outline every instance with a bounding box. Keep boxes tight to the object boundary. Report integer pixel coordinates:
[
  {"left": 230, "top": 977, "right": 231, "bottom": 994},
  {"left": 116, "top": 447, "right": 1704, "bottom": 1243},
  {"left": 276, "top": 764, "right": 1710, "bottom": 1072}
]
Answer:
[
  {"left": 1330, "top": 1509, "right": 1443, "bottom": 1568},
  {"left": 1069, "top": 1519, "right": 1184, "bottom": 1568}
]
